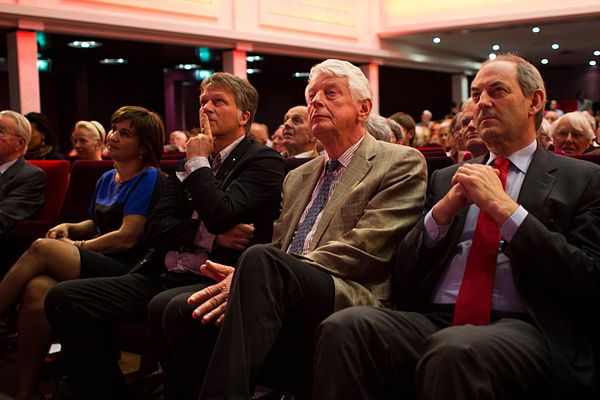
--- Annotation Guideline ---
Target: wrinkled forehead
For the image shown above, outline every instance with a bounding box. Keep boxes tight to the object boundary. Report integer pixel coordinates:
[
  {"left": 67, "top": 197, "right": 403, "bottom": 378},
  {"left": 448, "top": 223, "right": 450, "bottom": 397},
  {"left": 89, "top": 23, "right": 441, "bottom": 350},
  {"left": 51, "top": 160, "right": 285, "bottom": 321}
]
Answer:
[
  {"left": 472, "top": 60, "right": 518, "bottom": 90},
  {"left": 285, "top": 106, "right": 308, "bottom": 119},
  {"left": 305, "top": 74, "right": 349, "bottom": 97},
  {"left": 0, "top": 115, "right": 16, "bottom": 132}
]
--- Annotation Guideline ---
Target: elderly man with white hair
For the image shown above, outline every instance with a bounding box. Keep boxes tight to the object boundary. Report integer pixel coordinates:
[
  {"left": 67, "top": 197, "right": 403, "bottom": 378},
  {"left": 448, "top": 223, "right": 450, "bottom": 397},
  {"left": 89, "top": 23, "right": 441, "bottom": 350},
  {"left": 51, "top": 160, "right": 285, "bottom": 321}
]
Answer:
[
  {"left": 161, "top": 59, "right": 427, "bottom": 399},
  {"left": 0, "top": 110, "right": 46, "bottom": 237}
]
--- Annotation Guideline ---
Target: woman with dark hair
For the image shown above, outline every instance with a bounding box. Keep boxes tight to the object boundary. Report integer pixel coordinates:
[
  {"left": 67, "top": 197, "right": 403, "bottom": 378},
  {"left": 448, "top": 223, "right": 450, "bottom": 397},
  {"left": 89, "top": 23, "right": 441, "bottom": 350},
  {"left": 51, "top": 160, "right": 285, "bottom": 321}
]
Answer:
[
  {"left": 24, "top": 112, "right": 63, "bottom": 160},
  {"left": 0, "top": 105, "right": 165, "bottom": 400}
]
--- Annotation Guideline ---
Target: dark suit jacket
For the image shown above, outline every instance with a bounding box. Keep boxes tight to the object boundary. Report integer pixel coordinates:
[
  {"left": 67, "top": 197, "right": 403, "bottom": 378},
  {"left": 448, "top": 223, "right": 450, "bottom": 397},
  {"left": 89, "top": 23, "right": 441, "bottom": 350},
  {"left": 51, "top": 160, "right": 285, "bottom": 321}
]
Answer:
[
  {"left": 392, "top": 147, "right": 600, "bottom": 394},
  {"left": 0, "top": 157, "right": 46, "bottom": 235},
  {"left": 138, "top": 137, "right": 284, "bottom": 270}
]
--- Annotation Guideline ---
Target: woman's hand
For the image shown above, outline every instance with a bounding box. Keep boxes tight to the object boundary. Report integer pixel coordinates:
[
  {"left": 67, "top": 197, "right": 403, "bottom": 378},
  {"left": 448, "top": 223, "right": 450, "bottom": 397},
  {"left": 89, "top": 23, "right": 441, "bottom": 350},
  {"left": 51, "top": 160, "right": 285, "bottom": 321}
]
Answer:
[{"left": 46, "top": 223, "right": 70, "bottom": 239}]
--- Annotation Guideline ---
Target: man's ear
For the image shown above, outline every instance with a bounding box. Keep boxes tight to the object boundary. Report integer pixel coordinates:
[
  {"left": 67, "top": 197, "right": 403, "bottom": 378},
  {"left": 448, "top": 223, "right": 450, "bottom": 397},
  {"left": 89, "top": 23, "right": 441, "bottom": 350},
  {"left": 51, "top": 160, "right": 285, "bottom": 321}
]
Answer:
[
  {"left": 530, "top": 89, "right": 545, "bottom": 117},
  {"left": 357, "top": 98, "right": 372, "bottom": 123},
  {"left": 239, "top": 111, "right": 251, "bottom": 127}
]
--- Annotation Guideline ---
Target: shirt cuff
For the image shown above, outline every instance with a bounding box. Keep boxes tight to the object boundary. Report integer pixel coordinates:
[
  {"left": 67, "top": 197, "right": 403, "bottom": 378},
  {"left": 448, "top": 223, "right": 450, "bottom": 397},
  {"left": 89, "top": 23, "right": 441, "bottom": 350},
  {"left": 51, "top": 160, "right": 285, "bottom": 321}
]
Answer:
[
  {"left": 176, "top": 156, "right": 210, "bottom": 182},
  {"left": 424, "top": 209, "right": 451, "bottom": 248},
  {"left": 500, "top": 205, "right": 528, "bottom": 242},
  {"left": 194, "top": 221, "right": 215, "bottom": 251}
]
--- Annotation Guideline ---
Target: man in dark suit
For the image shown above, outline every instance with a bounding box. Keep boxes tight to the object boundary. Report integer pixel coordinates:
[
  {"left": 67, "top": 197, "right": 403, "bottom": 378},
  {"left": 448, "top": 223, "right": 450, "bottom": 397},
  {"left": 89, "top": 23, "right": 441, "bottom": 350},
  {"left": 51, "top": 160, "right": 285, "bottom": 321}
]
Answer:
[
  {"left": 0, "top": 110, "right": 46, "bottom": 271},
  {"left": 44, "top": 73, "right": 284, "bottom": 400},
  {"left": 312, "top": 54, "right": 600, "bottom": 399}
]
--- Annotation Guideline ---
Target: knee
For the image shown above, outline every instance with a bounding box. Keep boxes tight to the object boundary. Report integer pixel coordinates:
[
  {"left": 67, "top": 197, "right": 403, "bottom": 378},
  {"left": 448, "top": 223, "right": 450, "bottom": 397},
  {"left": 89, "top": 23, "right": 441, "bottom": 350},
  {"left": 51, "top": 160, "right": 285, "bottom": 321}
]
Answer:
[
  {"left": 418, "top": 327, "right": 478, "bottom": 370},
  {"left": 316, "top": 307, "right": 374, "bottom": 347},
  {"left": 26, "top": 238, "right": 56, "bottom": 258},
  {"left": 147, "top": 291, "right": 173, "bottom": 327},
  {"left": 235, "top": 244, "right": 280, "bottom": 279},
  {"left": 162, "top": 293, "right": 196, "bottom": 327},
  {"left": 22, "top": 276, "right": 55, "bottom": 309}
]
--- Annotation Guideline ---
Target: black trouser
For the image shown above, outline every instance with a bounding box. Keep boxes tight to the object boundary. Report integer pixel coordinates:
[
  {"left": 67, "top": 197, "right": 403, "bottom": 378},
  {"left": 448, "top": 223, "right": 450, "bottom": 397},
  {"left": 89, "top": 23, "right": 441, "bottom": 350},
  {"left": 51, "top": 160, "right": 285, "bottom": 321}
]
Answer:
[
  {"left": 44, "top": 271, "right": 212, "bottom": 400},
  {"left": 195, "top": 244, "right": 335, "bottom": 400}
]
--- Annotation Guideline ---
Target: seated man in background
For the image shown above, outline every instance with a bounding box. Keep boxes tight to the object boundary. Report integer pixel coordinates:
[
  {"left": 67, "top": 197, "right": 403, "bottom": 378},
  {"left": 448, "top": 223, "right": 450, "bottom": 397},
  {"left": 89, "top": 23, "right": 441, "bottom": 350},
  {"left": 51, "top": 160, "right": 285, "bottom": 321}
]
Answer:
[
  {"left": 45, "top": 72, "right": 285, "bottom": 400},
  {"left": 0, "top": 110, "right": 46, "bottom": 271},
  {"left": 169, "top": 58, "right": 427, "bottom": 399},
  {"left": 313, "top": 54, "right": 600, "bottom": 400},
  {"left": 461, "top": 97, "right": 488, "bottom": 158},
  {"left": 281, "top": 105, "right": 319, "bottom": 158},
  {"left": 249, "top": 122, "right": 269, "bottom": 145}
]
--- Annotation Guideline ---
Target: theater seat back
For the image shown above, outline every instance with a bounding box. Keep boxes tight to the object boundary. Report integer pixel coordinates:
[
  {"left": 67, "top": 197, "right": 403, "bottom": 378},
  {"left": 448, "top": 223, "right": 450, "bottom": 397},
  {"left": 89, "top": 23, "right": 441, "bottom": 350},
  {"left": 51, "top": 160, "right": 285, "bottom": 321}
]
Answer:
[{"left": 27, "top": 160, "right": 70, "bottom": 220}]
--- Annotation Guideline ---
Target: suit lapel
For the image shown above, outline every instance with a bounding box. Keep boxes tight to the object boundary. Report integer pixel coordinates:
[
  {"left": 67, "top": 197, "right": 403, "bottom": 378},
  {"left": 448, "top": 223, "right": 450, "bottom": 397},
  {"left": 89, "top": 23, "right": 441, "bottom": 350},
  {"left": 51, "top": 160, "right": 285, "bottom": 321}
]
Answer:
[
  {"left": 217, "top": 137, "right": 251, "bottom": 189},
  {"left": 309, "top": 135, "right": 374, "bottom": 250},
  {"left": 516, "top": 147, "right": 557, "bottom": 221}
]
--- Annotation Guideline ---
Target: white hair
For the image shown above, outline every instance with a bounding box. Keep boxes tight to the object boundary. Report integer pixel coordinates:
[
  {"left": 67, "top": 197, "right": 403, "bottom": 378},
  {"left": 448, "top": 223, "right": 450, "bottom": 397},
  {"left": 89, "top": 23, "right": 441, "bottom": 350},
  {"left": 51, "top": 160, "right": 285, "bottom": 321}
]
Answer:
[
  {"left": 0, "top": 110, "right": 32, "bottom": 148},
  {"left": 306, "top": 59, "right": 372, "bottom": 102},
  {"left": 551, "top": 112, "right": 595, "bottom": 141},
  {"left": 366, "top": 114, "right": 392, "bottom": 142}
]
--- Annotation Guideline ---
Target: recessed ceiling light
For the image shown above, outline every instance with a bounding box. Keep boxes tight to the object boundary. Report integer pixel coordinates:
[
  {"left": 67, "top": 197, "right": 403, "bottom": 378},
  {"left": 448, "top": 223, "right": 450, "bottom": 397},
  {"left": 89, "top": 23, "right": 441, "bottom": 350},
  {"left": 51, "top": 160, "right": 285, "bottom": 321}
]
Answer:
[
  {"left": 293, "top": 72, "right": 310, "bottom": 78},
  {"left": 99, "top": 58, "right": 127, "bottom": 65},
  {"left": 551, "top": 43, "right": 560, "bottom": 50},
  {"left": 488, "top": 53, "right": 497, "bottom": 60},
  {"left": 176, "top": 63, "right": 200, "bottom": 70},
  {"left": 432, "top": 37, "right": 441, "bottom": 44},
  {"left": 246, "top": 68, "right": 261, "bottom": 74},
  {"left": 541, "top": 58, "right": 549, "bottom": 65},
  {"left": 590, "top": 60, "right": 598, "bottom": 66},
  {"left": 492, "top": 44, "right": 500, "bottom": 51},
  {"left": 68, "top": 40, "right": 102, "bottom": 49},
  {"left": 246, "top": 56, "right": 264, "bottom": 62},
  {"left": 531, "top": 26, "right": 541, "bottom": 33},
  {"left": 594, "top": 50, "right": 600, "bottom": 56}
]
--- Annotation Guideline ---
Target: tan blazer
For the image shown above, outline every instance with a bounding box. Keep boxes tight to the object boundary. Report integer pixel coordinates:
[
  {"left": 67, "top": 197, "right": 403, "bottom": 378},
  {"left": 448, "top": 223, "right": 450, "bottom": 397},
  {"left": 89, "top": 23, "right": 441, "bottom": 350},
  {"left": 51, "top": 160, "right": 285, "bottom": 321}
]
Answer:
[{"left": 272, "top": 134, "right": 427, "bottom": 310}]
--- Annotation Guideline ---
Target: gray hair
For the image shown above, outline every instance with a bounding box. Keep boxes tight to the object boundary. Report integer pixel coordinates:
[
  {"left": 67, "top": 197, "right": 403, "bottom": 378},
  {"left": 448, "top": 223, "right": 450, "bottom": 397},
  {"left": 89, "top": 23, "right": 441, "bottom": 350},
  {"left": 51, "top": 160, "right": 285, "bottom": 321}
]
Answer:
[
  {"left": 387, "top": 118, "right": 404, "bottom": 142},
  {"left": 366, "top": 114, "right": 392, "bottom": 142},
  {"left": 551, "top": 112, "right": 595, "bottom": 141},
  {"left": 0, "top": 110, "right": 32, "bottom": 147},
  {"left": 483, "top": 54, "right": 546, "bottom": 130},
  {"left": 306, "top": 59, "right": 372, "bottom": 102}
]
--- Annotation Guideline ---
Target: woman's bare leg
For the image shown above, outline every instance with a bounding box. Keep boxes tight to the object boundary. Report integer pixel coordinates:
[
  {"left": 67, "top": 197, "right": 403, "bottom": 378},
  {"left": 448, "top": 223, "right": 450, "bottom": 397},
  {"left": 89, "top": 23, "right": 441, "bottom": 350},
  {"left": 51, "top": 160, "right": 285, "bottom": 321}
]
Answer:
[
  {"left": 16, "top": 275, "right": 57, "bottom": 400},
  {"left": 0, "top": 238, "right": 80, "bottom": 314}
]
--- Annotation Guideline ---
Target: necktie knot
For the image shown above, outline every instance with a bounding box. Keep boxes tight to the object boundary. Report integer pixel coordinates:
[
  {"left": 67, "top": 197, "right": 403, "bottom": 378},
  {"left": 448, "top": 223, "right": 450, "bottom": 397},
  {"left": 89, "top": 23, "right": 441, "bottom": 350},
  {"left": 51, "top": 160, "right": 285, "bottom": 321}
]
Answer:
[
  {"left": 327, "top": 159, "right": 341, "bottom": 173},
  {"left": 493, "top": 157, "right": 510, "bottom": 173}
]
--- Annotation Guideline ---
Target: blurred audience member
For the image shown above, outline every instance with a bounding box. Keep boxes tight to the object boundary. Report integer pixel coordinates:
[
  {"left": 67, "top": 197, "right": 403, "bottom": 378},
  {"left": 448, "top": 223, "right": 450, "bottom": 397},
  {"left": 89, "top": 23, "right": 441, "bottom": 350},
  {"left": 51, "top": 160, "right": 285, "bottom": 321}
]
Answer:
[
  {"left": 387, "top": 118, "right": 404, "bottom": 145},
  {"left": 249, "top": 122, "right": 269, "bottom": 145},
  {"left": 390, "top": 112, "right": 416, "bottom": 147},
  {"left": 70, "top": 120, "right": 106, "bottom": 160},
  {"left": 547, "top": 99, "right": 564, "bottom": 116},
  {"left": 414, "top": 126, "right": 430, "bottom": 147},
  {"left": 461, "top": 98, "right": 487, "bottom": 158},
  {"left": 417, "top": 109, "right": 433, "bottom": 128},
  {"left": 438, "top": 120, "right": 451, "bottom": 150},
  {"left": 551, "top": 112, "right": 594, "bottom": 155},
  {"left": 270, "top": 124, "right": 285, "bottom": 153},
  {"left": 282, "top": 105, "right": 318, "bottom": 158},
  {"left": 537, "top": 118, "right": 552, "bottom": 150},
  {"left": 24, "top": 112, "right": 63, "bottom": 160},
  {"left": 544, "top": 110, "right": 560, "bottom": 124},
  {"left": 0, "top": 110, "right": 45, "bottom": 238},
  {"left": 164, "top": 130, "right": 188, "bottom": 152},
  {"left": 366, "top": 114, "right": 392, "bottom": 142},
  {"left": 429, "top": 122, "right": 441, "bottom": 145}
]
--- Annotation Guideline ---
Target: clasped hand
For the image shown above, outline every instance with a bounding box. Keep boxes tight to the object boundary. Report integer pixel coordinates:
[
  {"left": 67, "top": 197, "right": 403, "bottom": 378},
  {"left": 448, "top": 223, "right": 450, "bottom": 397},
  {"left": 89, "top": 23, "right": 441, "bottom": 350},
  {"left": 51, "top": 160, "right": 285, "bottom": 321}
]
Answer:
[
  {"left": 188, "top": 260, "right": 235, "bottom": 326},
  {"left": 433, "top": 163, "right": 517, "bottom": 226}
]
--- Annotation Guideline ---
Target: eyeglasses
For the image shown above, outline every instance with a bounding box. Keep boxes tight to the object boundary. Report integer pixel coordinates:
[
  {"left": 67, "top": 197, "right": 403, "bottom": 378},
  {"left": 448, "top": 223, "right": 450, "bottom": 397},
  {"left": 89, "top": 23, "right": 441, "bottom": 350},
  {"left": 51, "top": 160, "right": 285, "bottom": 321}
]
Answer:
[{"left": 0, "top": 124, "right": 19, "bottom": 138}]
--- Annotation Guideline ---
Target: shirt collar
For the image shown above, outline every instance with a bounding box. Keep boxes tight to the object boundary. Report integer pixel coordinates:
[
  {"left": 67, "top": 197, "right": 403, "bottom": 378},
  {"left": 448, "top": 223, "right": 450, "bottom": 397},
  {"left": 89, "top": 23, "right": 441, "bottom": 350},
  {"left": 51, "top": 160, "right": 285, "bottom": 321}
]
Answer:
[
  {"left": 324, "top": 135, "right": 365, "bottom": 168},
  {"left": 488, "top": 139, "right": 537, "bottom": 174},
  {"left": 218, "top": 135, "right": 245, "bottom": 162}
]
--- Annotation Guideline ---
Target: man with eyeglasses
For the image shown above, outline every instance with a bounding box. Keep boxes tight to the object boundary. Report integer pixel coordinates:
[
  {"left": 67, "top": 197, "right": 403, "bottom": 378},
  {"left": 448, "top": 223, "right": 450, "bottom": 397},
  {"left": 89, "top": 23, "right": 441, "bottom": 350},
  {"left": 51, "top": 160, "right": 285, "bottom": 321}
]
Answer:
[{"left": 0, "top": 110, "right": 46, "bottom": 258}]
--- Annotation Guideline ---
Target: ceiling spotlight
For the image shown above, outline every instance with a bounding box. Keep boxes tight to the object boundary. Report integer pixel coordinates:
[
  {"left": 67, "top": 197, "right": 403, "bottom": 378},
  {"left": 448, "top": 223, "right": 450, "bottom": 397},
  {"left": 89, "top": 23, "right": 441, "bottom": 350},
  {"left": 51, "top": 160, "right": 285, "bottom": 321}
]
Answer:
[
  {"left": 492, "top": 44, "right": 500, "bottom": 51},
  {"left": 590, "top": 60, "right": 598, "bottom": 66},
  {"left": 68, "top": 40, "right": 102, "bottom": 49},
  {"left": 246, "top": 56, "right": 264, "bottom": 62},
  {"left": 531, "top": 26, "right": 541, "bottom": 33},
  {"left": 176, "top": 63, "right": 200, "bottom": 70},
  {"left": 293, "top": 72, "right": 310, "bottom": 78},
  {"left": 551, "top": 43, "right": 560, "bottom": 50},
  {"left": 541, "top": 58, "right": 549, "bottom": 65},
  {"left": 594, "top": 50, "right": 600, "bottom": 56},
  {"left": 246, "top": 68, "right": 262, "bottom": 74},
  {"left": 488, "top": 53, "right": 497, "bottom": 60},
  {"left": 432, "top": 37, "right": 441, "bottom": 44},
  {"left": 99, "top": 58, "right": 127, "bottom": 65}
]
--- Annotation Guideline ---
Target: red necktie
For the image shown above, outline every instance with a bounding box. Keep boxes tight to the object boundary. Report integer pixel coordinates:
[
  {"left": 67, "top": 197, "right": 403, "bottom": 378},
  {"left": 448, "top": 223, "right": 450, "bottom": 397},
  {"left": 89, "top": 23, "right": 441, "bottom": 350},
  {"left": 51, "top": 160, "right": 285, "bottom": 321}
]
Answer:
[{"left": 452, "top": 157, "right": 510, "bottom": 326}]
